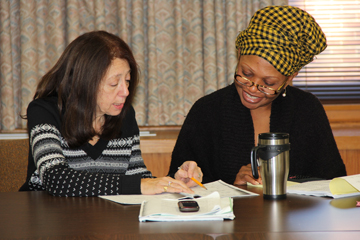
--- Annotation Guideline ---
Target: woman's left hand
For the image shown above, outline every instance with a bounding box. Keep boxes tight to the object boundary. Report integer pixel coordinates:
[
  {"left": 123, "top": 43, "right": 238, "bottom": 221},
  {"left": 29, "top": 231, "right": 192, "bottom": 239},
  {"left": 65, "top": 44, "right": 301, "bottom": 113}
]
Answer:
[
  {"left": 233, "top": 163, "right": 262, "bottom": 186},
  {"left": 175, "top": 161, "right": 203, "bottom": 188},
  {"left": 141, "top": 177, "right": 194, "bottom": 195}
]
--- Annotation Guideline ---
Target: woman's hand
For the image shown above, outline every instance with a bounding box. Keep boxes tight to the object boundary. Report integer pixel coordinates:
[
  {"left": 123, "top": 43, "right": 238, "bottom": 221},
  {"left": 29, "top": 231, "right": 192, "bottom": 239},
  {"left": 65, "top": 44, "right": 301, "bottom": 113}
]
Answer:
[
  {"left": 141, "top": 177, "right": 194, "bottom": 195},
  {"left": 233, "top": 163, "right": 262, "bottom": 186},
  {"left": 175, "top": 161, "right": 203, "bottom": 188}
]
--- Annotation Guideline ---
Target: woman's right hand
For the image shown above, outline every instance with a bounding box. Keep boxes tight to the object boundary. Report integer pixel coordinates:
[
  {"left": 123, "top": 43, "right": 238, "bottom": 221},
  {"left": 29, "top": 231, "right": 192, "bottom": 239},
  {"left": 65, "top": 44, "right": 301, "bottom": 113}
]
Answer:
[
  {"left": 233, "top": 163, "right": 262, "bottom": 186},
  {"left": 141, "top": 177, "right": 194, "bottom": 195},
  {"left": 175, "top": 161, "right": 203, "bottom": 188}
]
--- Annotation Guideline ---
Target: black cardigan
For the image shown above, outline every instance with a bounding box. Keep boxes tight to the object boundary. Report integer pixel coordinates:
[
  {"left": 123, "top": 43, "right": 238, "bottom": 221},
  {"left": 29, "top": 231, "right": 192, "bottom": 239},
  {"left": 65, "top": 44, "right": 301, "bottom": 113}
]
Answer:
[{"left": 169, "top": 83, "right": 346, "bottom": 184}]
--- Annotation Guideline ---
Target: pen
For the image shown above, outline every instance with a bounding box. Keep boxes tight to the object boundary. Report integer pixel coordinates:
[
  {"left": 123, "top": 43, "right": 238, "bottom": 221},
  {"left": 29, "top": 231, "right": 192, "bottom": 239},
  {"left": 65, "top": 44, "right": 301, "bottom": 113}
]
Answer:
[{"left": 178, "top": 167, "right": 207, "bottom": 190}]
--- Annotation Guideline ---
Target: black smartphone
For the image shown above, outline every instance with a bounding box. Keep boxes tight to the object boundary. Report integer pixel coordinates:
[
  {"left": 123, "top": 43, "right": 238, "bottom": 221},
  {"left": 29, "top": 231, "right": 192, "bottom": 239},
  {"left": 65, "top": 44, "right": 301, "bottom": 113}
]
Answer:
[{"left": 178, "top": 200, "right": 200, "bottom": 212}]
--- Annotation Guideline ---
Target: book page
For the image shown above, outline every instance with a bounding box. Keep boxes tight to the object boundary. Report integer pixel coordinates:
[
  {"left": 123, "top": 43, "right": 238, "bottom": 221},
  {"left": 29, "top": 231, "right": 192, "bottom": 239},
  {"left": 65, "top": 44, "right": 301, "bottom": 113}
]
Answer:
[
  {"left": 100, "top": 192, "right": 181, "bottom": 205},
  {"left": 193, "top": 180, "right": 258, "bottom": 198},
  {"left": 287, "top": 175, "right": 360, "bottom": 198},
  {"left": 330, "top": 174, "right": 360, "bottom": 196},
  {"left": 340, "top": 174, "right": 360, "bottom": 191},
  {"left": 287, "top": 180, "right": 333, "bottom": 197},
  {"left": 99, "top": 180, "right": 258, "bottom": 205}
]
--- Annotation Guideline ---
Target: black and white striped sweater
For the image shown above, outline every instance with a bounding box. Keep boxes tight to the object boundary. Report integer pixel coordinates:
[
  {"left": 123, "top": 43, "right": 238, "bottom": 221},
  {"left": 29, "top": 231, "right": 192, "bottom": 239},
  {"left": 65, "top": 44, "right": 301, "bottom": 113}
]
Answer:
[{"left": 20, "top": 96, "right": 152, "bottom": 197}]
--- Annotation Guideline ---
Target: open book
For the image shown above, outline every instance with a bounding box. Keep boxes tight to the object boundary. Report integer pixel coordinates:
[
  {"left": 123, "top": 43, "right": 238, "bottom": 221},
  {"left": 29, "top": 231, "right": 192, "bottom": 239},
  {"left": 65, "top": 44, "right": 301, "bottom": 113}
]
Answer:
[
  {"left": 287, "top": 174, "right": 360, "bottom": 198},
  {"left": 139, "top": 191, "right": 234, "bottom": 222},
  {"left": 99, "top": 180, "right": 258, "bottom": 205}
]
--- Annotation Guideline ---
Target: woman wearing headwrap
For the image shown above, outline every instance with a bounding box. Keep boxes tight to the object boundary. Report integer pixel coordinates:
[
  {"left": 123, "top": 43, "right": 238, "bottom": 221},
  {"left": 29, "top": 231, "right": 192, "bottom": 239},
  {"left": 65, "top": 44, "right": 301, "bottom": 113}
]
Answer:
[{"left": 168, "top": 6, "right": 346, "bottom": 185}]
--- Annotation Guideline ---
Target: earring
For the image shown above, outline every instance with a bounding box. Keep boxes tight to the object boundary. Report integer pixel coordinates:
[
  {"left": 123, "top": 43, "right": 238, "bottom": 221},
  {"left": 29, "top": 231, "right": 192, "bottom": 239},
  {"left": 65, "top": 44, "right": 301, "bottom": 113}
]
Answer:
[{"left": 282, "top": 88, "right": 287, "bottom": 97}]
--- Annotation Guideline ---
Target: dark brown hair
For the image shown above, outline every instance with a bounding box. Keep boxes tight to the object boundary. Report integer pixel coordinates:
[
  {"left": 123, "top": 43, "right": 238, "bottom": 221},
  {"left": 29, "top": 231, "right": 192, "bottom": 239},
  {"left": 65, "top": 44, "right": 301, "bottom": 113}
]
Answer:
[{"left": 34, "top": 31, "right": 139, "bottom": 148}]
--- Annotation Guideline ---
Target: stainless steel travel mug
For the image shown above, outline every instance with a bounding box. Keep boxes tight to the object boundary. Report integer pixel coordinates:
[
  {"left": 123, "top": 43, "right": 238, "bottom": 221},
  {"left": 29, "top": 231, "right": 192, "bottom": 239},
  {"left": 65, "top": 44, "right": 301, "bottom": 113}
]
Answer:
[{"left": 251, "top": 133, "right": 290, "bottom": 200}]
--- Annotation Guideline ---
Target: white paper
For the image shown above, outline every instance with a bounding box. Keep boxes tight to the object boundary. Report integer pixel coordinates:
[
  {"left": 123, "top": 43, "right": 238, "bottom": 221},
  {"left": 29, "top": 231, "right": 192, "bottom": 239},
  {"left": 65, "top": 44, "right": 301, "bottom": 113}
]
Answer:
[
  {"left": 99, "top": 180, "right": 258, "bottom": 205},
  {"left": 339, "top": 174, "right": 360, "bottom": 191},
  {"left": 287, "top": 175, "right": 360, "bottom": 199},
  {"left": 287, "top": 180, "right": 333, "bottom": 197}
]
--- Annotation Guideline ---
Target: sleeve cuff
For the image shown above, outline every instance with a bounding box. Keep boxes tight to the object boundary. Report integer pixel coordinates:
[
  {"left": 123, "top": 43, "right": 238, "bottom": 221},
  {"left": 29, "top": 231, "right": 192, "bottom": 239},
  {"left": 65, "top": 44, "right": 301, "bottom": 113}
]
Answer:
[{"left": 121, "top": 174, "right": 142, "bottom": 194}]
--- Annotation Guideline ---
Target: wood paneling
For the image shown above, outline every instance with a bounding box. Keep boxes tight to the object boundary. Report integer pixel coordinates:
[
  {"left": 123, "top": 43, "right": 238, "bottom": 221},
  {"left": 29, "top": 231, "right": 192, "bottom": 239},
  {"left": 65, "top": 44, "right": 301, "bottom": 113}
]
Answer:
[
  {"left": 339, "top": 150, "right": 360, "bottom": 176},
  {"left": 325, "top": 104, "right": 360, "bottom": 175},
  {"left": 0, "top": 139, "right": 28, "bottom": 192},
  {"left": 142, "top": 153, "right": 172, "bottom": 177},
  {"left": 324, "top": 104, "right": 360, "bottom": 124},
  {"left": 140, "top": 128, "right": 179, "bottom": 177}
]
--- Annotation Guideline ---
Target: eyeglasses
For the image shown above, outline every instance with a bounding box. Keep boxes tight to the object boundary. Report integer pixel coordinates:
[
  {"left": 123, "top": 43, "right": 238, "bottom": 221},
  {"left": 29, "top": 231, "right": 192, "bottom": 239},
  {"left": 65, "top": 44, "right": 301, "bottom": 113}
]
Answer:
[{"left": 234, "top": 73, "right": 286, "bottom": 95}]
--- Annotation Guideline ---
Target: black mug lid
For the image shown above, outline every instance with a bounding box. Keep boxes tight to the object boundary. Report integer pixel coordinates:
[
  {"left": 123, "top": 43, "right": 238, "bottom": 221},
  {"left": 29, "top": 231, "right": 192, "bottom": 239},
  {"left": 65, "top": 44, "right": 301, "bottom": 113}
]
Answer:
[{"left": 259, "top": 132, "right": 289, "bottom": 140}]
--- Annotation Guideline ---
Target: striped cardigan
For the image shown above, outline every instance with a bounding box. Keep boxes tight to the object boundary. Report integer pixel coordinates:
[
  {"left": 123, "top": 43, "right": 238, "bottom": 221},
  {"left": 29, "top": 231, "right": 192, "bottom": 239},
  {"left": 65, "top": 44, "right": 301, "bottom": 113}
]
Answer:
[{"left": 20, "top": 96, "right": 152, "bottom": 197}]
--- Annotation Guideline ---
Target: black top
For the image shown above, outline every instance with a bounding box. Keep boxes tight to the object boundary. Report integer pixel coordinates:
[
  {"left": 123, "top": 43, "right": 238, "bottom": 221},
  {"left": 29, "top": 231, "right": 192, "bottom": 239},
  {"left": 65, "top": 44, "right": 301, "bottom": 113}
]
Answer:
[{"left": 169, "top": 84, "right": 346, "bottom": 184}]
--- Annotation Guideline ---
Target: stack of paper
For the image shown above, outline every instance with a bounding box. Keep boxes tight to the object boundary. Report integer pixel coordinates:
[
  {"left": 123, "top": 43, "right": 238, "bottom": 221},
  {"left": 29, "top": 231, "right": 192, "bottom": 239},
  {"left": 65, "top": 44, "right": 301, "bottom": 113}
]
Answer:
[
  {"left": 287, "top": 174, "right": 360, "bottom": 198},
  {"left": 138, "top": 192, "right": 234, "bottom": 222}
]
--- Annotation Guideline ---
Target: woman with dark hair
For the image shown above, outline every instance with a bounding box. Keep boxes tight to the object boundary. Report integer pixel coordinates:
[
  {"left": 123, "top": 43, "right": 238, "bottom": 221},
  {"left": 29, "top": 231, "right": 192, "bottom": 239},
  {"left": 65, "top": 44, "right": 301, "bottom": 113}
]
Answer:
[
  {"left": 20, "top": 31, "right": 201, "bottom": 197},
  {"left": 168, "top": 6, "right": 346, "bottom": 185}
]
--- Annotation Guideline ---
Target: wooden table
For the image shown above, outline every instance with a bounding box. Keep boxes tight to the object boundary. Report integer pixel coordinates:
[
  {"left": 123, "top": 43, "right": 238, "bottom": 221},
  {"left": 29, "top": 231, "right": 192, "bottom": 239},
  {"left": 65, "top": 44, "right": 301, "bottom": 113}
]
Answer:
[{"left": 1, "top": 186, "right": 360, "bottom": 239}]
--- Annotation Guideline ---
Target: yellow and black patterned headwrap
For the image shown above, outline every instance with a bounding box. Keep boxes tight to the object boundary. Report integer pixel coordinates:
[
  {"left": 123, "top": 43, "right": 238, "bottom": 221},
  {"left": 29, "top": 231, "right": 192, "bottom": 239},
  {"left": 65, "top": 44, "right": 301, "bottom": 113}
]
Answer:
[{"left": 235, "top": 5, "right": 327, "bottom": 76}]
